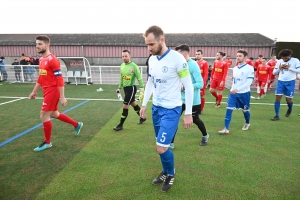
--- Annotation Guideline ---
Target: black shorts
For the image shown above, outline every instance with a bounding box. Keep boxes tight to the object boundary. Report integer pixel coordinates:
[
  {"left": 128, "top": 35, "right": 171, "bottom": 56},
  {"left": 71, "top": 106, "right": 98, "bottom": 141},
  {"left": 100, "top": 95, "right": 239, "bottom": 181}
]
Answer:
[
  {"left": 182, "top": 104, "right": 200, "bottom": 117},
  {"left": 123, "top": 85, "right": 137, "bottom": 105}
]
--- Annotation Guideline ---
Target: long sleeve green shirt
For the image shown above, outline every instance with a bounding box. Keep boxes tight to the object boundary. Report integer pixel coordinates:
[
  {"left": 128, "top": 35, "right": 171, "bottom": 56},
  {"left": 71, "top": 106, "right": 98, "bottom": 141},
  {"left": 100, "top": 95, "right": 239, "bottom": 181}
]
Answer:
[{"left": 118, "top": 61, "right": 144, "bottom": 89}]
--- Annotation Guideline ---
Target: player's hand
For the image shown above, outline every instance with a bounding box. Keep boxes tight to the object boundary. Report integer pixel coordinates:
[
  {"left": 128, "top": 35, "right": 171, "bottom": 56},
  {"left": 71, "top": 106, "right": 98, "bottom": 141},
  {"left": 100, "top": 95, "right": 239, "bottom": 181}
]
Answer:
[
  {"left": 279, "top": 64, "right": 285, "bottom": 70},
  {"left": 116, "top": 89, "right": 120, "bottom": 93},
  {"left": 139, "top": 92, "right": 144, "bottom": 102},
  {"left": 60, "top": 97, "right": 67, "bottom": 106},
  {"left": 140, "top": 106, "right": 147, "bottom": 119},
  {"left": 230, "top": 89, "right": 238, "bottom": 94},
  {"left": 220, "top": 81, "right": 224, "bottom": 87},
  {"left": 183, "top": 114, "right": 193, "bottom": 129},
  {"left": 139, "top": 88, "right": 144, "bottom": 102},
  {"left": 283, "top": 63, "right": 290, "bottom": 69},
  {"left": 29, "top": 92, "right": 36, "bottom": 99}
]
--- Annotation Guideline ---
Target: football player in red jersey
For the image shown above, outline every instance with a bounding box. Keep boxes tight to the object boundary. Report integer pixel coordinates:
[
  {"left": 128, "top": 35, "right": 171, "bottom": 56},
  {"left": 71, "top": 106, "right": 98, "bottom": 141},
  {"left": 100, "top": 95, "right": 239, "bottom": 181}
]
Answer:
[
  {"left": 255, "top": 57, "right": 270, "bottom": 99},
  {"left": 195, "top": 50, "right": 208, "bottom": 114},
  {"left": 267, "top": 54, "right": 277, "bottom": 90},
  {"left": 29, "top": 35, "right": 83, "bottom": 152},
  {"left": 209, "top": 52, "right": 229, "bottom": 108},
  {"left": 224, "top": 55, "right": 233, "bottom": 68},
  {"left": 246, "top": 57, "right": 254, "bottom": 66},
  {"left": 254, "top": 55, "right": 264, "bottom": 93}
]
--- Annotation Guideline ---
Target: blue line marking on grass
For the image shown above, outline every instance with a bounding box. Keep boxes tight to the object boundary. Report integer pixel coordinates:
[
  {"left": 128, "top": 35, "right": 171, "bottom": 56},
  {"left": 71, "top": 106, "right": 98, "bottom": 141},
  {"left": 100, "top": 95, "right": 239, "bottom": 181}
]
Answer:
[{"left": 0, "top": 100, "right": 90, "bottom": 148}]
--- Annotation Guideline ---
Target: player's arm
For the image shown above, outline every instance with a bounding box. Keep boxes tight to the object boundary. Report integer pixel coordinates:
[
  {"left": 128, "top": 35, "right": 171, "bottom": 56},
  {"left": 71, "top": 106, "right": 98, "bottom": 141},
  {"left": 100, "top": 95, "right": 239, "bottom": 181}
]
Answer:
[
  {"left": 286, "top": 60, "right": 300, "bottom": 73},
  {"left": 29, "top": 82, "right": 41, "bottom": 99},
  {"left": 135, "top": 64, "right": 145, "bottom": 89},
  {"left": 180, "top": 69, "right": 193, "bottom": 129},
  {"left": 222, "top": 63, "right": 229, "bottom": 81},
  {"left": 203, "top": 62, "right": 208, "bottom": 84},
  {"left": 52, "top": 58, "right": 67, "bottom": 106},
  {"left": 268, "top": 67, "right": 273, "bottom": 81},
  {"left": 118, "top": 66, "right": 123, "bottom": 89},
  {"left": 255, "top": 68, "right": 259, "bottom": 80},
  {"left": 140, "top": 76, "right": 154, "bottom": 119},
  {"left": 191, "top": 65, "right": 203, "bottom": 89},
  {"left": 211, "top": 63, "right": 215, "bottom": 80},
  {"left": 179, "top": 68, "right": 193, "bottom": 115},
  {"left": 273, "top": 61, "right": 281, "bottom": 75}
]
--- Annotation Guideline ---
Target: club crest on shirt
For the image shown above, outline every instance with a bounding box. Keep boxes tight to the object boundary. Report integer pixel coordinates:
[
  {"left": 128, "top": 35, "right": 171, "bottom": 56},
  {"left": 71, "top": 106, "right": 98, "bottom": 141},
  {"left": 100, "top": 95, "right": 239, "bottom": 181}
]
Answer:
[
  {"left": 162, "top": 66, "right": 168, "bottom": 73},
  {"left": 129, "top": 69, "right": 134, "bottom": 73}
]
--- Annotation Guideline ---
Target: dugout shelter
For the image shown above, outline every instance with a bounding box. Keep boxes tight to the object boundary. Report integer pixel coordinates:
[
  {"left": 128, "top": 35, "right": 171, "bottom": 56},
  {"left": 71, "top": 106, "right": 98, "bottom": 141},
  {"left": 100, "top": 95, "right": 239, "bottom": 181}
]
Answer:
[{"left": 58, "top": 57, "right": 92, "bottom": 85}]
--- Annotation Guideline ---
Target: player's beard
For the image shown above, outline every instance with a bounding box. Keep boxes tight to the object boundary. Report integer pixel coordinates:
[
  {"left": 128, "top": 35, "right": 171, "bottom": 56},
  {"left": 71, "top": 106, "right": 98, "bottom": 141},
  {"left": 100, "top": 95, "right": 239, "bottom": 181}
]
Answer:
[
  {"left": 237, "top": 59, "right": 245, "bottom": 64},
  {"left": 123, "top": 59, "right": 130, "bottom": 64},
  {"left": 37, "top": 48, "right": 46, "bottom": 54},
  {"left": 151, "top": 43, "right": 163, "bottom": 56}
]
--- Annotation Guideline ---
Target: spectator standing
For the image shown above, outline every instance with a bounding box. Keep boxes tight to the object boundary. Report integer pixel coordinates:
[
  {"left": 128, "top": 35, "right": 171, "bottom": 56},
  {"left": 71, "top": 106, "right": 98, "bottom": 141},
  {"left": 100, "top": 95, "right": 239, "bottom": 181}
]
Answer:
[
  {"left": 12, "top": 59, "right": 21, "bottom": 82},
  {"left": 0, "top": 57, "right": 8, "bottom": 81}
]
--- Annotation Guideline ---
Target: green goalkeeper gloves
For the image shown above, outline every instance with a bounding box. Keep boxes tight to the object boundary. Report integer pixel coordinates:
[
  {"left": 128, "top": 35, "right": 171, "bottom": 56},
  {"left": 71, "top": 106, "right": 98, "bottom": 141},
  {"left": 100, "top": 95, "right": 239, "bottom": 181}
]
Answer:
[{"left": 139, "top": 88, "right": 144, "bottom": 102}]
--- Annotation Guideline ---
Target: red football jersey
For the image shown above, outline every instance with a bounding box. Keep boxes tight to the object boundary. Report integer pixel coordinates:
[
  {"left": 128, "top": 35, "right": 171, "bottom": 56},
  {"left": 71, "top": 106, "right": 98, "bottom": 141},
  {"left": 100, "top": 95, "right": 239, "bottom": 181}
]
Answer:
[
  {"left": 267, "top": 60, "right": 277, "bottom": 71},
  {"left": 197, "top": 59, "right": 209, "bottom": 83},
  {"left": 211, "top": 60, "right": 229, "bottom": 81},
  {"left": 37, "top": 54, "right": 63, "bottom": 88},
  {"left": 256, "top": 64, "right": 270, "bottom": 81},
  {"left": 246, "top": 58, "right": 253, "bottom": 66},
  {"left": 224, "top": 59, "right": 232, "bottom": 68},
  {"left": 254, "top": 60, "right": 262, "bottom": 70}
]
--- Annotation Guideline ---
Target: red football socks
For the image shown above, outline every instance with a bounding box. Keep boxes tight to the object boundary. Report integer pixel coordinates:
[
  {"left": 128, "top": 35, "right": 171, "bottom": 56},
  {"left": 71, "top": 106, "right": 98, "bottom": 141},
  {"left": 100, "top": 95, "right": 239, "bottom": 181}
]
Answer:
[
  {"left": 43, "top": 120, "right": 52, "bottom": 143},
  {"left": 57, "top": 113, "right": 78, "bottom": 127}
]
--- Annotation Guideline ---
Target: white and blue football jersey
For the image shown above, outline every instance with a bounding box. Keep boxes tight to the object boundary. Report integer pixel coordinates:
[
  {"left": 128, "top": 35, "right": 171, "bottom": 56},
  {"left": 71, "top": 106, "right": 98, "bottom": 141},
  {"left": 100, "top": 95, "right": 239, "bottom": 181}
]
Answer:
[
  {"left": 231, "top": 63, "right": 254, "bottom": 93},
  {"left": 273, "top": 57, "right": 300, "bottom": 81}
]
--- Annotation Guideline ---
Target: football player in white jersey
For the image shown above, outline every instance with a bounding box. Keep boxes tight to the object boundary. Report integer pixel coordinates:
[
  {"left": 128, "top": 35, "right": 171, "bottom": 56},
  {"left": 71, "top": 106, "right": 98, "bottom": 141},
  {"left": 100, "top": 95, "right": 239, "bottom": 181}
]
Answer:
[
  {"left": 218, "top": 49, "right": 254, "bottom": 134},
  {"left": 140, "top": 26, "right": 194, "bottom": 192},
  {"left": 271, "top": 49, "right": 300, "bottom": 121}
]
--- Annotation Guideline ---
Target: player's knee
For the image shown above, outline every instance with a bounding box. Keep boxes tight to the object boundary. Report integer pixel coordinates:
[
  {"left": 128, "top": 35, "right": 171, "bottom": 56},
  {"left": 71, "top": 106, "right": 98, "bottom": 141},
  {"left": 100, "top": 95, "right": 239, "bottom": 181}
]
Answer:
[
  {"left": 50, "top": 111, "right": 59, "bottom": 118},
  {"left": 133, "top": 105, "right": 140, "bottom": 111},
  {"left": 156, "top": 145, "right": 168, "bottom": 154},
  {"left": 131, "top": 101, "right": 137, "bottom": 107},
  {"left": 40, "top": 111, "right": 50, "bottom": 122}
]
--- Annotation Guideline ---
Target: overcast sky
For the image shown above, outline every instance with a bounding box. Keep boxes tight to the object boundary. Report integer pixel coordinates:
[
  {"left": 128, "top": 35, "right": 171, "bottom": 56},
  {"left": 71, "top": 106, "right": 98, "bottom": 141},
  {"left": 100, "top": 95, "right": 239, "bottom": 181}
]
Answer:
[{"left": 2, "top": 0, "right": 299, "bottom": 42}]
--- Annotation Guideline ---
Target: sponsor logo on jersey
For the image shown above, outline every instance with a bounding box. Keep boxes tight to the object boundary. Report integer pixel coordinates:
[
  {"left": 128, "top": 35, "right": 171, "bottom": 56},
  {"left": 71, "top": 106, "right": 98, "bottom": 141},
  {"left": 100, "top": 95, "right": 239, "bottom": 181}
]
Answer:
[
  {"left": 259, "top": 71, "right": 267, "bottom": 74},
  {"left": 122, "top": 75, "right": 132, "bottom": 80},
  {"left": 39, "top": 69, "right": 47, "bottom": 75},
  {"left": 215, "top": 68, "right": 223, "bottom": 72},
  {"left": 156, "top": 79, "right": 167, "bottom": 83}
]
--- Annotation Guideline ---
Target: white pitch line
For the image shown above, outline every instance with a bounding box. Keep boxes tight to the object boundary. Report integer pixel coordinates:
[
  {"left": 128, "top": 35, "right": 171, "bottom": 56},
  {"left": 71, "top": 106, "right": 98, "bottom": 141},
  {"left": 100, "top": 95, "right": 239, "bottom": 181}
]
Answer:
[
  {"left": 1, "top": 96, "right": 300, "bottom": 106},
  {"left": 0, "top": 98, "right": 25, "bottom": 106}
]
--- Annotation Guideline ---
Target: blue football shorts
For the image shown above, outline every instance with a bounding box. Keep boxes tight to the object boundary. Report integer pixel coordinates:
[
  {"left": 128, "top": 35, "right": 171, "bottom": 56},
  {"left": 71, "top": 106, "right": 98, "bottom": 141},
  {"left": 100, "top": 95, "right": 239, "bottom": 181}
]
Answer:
[
  {"left": 227, "top": 91, "right": 250, "bottom": 111},
  {"left": 275, "top": 80, "right": 295, "bottom": 98},
  {"left": 152, "top": 105, "right": 182, "bottom": 147}
]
